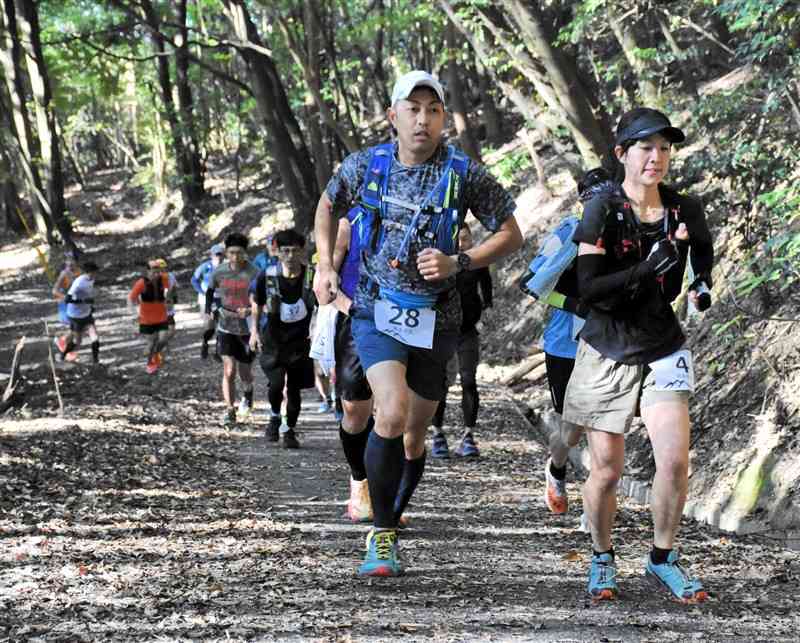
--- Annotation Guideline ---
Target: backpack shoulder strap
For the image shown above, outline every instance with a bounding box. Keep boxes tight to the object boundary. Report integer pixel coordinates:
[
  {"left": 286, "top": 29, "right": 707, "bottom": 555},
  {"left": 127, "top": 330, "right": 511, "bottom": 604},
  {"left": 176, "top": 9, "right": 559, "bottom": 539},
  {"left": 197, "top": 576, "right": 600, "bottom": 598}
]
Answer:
[
  {"left": 360, "top": 143, "right": 394, "bottom": 210},
  {"left": 443, "top": 145, "right": 469, "bottom": 211}
]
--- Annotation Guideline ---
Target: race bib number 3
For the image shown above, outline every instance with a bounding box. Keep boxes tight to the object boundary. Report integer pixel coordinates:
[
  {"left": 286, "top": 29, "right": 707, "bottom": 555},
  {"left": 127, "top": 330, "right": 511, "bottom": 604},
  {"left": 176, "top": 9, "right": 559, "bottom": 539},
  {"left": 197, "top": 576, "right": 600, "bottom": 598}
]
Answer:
[
  {"left": 649, "top": 348, "right": 695, "bottom": 392},
  {"left": 374, "top": 300, "right": 436, "bottom": 349}
]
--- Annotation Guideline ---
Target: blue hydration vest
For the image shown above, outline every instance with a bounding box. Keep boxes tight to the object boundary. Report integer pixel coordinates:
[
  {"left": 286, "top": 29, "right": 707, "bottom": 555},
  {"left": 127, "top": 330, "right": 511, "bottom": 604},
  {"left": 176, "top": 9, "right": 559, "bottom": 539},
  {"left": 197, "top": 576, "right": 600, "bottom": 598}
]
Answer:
[{"left": 349, "top": 142, "right": 470, "bottom": 308}]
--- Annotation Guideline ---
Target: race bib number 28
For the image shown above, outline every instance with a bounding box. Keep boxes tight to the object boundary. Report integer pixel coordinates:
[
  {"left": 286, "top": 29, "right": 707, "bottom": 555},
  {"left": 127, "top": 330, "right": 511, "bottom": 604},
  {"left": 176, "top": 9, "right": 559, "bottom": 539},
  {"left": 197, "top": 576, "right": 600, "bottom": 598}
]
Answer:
[
  {"left": 374, "top": 300, "right": 436, "bottom": 349},
  {"left": 649, "top": 348, "right": 695, "bottom": 392}
]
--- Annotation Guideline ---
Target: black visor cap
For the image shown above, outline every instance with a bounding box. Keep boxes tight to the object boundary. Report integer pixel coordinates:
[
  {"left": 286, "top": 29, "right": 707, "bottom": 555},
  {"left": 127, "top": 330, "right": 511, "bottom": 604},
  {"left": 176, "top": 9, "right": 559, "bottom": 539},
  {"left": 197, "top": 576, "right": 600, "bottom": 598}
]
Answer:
[{"left": 616, "top": 112, "right": 685, "bottom": 146}]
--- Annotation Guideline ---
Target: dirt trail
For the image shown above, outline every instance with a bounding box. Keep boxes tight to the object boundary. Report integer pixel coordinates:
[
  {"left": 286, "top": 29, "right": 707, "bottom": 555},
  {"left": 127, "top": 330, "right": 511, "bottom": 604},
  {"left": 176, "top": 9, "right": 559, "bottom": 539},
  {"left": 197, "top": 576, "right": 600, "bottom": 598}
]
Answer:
[{"left": 0, "top": 203, "right": 798, "bottom": 641}]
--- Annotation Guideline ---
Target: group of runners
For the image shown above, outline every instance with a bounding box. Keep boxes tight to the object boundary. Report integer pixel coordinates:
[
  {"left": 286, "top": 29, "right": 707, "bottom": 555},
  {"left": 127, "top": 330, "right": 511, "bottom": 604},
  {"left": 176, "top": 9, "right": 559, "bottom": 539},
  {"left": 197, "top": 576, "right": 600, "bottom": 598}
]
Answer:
[{"left": 50, "top": 69, "right": 714, "bottom": 604}]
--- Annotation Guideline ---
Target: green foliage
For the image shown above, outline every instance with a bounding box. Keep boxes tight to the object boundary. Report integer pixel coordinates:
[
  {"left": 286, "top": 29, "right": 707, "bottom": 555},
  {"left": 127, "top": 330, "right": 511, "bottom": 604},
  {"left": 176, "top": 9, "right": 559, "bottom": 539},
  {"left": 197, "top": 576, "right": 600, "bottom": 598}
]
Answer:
[{"left": 489, "top": 146, "right": 531, "bottom": 189}]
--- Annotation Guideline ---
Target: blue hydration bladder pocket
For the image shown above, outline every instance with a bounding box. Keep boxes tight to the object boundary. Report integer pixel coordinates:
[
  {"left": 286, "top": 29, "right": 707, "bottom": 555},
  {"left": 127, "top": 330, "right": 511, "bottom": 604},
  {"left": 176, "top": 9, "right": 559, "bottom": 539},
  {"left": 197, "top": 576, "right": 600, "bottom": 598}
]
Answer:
[{"left": 379, "top": 287, "right": 437, "bottom": 308}]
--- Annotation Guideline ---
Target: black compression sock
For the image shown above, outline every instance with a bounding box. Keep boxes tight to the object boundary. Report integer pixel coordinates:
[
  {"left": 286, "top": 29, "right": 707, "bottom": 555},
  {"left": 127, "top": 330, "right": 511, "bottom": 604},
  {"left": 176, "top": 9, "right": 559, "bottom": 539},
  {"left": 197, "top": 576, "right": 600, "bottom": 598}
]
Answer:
[
  {"left": 91, "top": 341, "right": 100, "bottom": 363},
  {"left": 593, "top": 548, "right": 614, "bottom": 560},
  {"left": 364, "top": 432, "right": 405, "bottom": 529},
  {"left": 63, "top": 340, "right": 76, "bottom": 356},
  {"left": 550, "top": 460, "right": 567, "bottom": 481},
  {"left": 650, "top": 546, "right": 672, "bottom": 565},
  {"left": 339, "top": 416, "right": 373, "bottom": 481},
  {"left": 244, "top": 388, "right": 254, "bottom": 406},
  {"left": 393, "top": 450, "right": 427, "bottom": 522},
  {"left": 202, "top": 329, "right": 215, "bottom": 342}
]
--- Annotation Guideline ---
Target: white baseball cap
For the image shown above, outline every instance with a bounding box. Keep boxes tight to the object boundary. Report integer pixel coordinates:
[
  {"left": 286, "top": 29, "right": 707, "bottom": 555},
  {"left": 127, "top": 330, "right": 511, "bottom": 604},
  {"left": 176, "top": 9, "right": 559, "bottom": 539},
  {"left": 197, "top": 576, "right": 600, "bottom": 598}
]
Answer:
[
  {"left": 209, "top": 243, "right": 225, "bottom": 255},
  {"left": 391, "top": 70, "right": 445, "bottom": 107}
]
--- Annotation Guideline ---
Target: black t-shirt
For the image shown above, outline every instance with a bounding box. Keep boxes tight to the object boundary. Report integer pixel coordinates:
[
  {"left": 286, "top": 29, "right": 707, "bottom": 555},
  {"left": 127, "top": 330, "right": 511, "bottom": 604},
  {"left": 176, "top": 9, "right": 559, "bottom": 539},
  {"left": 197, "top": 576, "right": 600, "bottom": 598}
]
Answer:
[
  {"left": 573, "top": 184, "right": 712, "bottom": 365},
  {"left": 254, "top": 268, "right": 315, "bottom": 360},
  {"left": 457, "top": 267, "right": 492, "bottom": 333}
]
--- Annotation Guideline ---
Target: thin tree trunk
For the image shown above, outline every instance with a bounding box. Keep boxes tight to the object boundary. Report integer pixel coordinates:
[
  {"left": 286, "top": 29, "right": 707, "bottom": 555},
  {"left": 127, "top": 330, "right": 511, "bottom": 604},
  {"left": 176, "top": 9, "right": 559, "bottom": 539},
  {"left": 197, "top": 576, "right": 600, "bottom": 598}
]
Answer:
[
  {"left": 607, "top": 4, "right": 660, "bottom": 105},
  {"left": 174, "top": 0, "right": 205, "bottom": 204},
  {"left": 445, "top": 24, "right": 481, "bottom": 161},
  {"left": 475, "top": 61, "right": 502, "bottom": 144},
  {"left": 654, "top": 10, "right": 698, "bottom": 98},
  {"left": 221, "top": 0, "right": 317, "bottom": 232},
  {"left": 275, "top": 5, "right": 360, "bottom": 153},
  {"left": 303, "top": 0, "right": 330, "bottom": 191},
  {"left": 501, "top": 0, "right": 610, "bottom": 166},
  {"left": 439, "top": 1, "right": 550, "bottom": 138}
]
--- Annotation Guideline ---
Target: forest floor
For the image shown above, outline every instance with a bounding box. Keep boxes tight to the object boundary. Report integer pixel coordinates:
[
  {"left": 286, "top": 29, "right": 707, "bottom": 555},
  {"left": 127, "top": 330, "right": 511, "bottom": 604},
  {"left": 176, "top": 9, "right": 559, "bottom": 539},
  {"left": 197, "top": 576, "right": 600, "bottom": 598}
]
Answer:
[{"left": 2, "top": 173, "right": 800, "bottom": 642}]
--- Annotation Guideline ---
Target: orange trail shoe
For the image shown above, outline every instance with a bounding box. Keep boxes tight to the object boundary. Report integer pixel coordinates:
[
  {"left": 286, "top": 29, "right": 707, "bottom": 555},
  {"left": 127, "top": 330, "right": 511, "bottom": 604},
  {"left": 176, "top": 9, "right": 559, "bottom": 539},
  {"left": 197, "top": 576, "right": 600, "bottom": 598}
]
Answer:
[
  {"left": 544, "top": 457, "right": 568, "bottom": 514},
  {"left": 345, "top": 478, "right": 373, "bottom": 523}
]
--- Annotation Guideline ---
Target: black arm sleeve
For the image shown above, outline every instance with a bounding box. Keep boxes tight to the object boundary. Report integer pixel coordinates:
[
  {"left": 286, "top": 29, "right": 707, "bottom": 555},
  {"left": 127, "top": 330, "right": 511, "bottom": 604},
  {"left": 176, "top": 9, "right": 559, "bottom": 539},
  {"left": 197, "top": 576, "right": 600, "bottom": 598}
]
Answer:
[
  {"left": 204, "top": 287, "right": 215, "bottom": 314},
  {"left": 576, "top": 253, "right": 650, "bottom": 303},
  {"left": 478, "top": 267, "right": 493, "bottom": 307}
]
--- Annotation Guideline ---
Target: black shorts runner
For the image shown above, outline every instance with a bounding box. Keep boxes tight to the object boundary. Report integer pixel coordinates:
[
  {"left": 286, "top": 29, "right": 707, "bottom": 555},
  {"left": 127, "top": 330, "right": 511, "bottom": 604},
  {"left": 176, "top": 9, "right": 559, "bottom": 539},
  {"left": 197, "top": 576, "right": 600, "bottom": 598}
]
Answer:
[
  {"left": 140, "top": 322, "right": 169, "bottom": 335},
  {"left": 545, "top": 353, "right": 575, "bottom": 415},
  {"left": 69, "top": 315, "right": 95, "bottom": 333},
  {"left": 259, "top": 351, "right": 315, "bottom": 392},
  {"left": 217, "top": 332, "right": 255, "bottom": 364},
  {"left": 334, "top": 312, "right": 372, "bottom": 402}
]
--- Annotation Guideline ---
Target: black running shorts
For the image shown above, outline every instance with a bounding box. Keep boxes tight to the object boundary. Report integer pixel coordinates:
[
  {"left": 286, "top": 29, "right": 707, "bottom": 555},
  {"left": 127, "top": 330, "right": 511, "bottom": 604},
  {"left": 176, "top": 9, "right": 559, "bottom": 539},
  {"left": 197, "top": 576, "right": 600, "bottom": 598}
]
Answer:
[
  {"left": 545, "top": 353, "right": 575, "bottom": 415},
  {"left": 259, "top": 351, "right": 315, "bottom": 392},
  {"left": 69, "top": 315, "right": 95, "bottom": 333},
  {"left": 334, "top": 312, "right": 372, "bottom": 402},
  {"left": 140, "top": 322, "right": 169, "bottom": 335},
  {"left": 217, "top": 332, "right": 255, "bottom": 364}
]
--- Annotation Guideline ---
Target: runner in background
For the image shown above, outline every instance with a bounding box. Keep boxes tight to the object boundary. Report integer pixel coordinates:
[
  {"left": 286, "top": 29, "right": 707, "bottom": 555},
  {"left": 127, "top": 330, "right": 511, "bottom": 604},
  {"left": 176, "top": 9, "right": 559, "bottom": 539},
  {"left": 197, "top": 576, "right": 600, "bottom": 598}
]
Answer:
[
  {"left": 128, "top": 259, "right": 171, "bottom": 374},
  {"left": 206, "top": 233, "right": 258, "bottom": 427},
  {"left": 55, "top": 261, "right": 100, "bottom": 365},
  {"left": 192, "top": 244, "right": 224, "bottom": 361},
  {"left": 429, "top": 224, "right": 492, "bottom": 459},
  {"left": 52, "top": 250, "right": 81, "bottom": 361}
]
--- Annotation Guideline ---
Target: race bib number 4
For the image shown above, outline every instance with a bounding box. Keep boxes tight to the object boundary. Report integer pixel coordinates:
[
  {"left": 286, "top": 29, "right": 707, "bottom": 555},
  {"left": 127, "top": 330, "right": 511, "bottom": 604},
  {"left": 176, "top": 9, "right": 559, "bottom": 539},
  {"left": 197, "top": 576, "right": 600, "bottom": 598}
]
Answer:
[
  {"left": 649, "top": 348, "right": 695, "bottom": 392},
  {"left": 374, "top": 299, "right": 436, "bottom": 349}
]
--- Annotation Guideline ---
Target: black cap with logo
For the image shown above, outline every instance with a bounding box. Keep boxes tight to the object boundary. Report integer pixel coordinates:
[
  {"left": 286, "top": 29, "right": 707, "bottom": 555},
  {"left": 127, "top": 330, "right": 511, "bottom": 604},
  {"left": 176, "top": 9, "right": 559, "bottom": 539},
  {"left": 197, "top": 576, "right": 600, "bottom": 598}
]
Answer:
[{"left": 615, "top": 109, "right": 686, "bottom": 147}]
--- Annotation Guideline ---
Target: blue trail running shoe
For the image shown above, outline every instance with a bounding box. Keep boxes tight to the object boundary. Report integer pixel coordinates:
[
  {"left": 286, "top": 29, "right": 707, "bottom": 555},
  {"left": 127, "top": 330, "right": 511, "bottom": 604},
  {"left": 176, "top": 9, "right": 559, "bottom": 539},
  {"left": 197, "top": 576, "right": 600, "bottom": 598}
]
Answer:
[
  {"left": 646, "top": 550, "right": 708, "bottom": 604},
  {"left": 358, "top": 529, "right": 403, "bottom": 577},
  {"left": 454, "top": 433, "right": 480, "bottom": 458},
  {"left": 431, "top": 432, "right": 450, "bottom": 459},
  {"left": 587, "top": 552, "right": 618, "bottom": 600}
]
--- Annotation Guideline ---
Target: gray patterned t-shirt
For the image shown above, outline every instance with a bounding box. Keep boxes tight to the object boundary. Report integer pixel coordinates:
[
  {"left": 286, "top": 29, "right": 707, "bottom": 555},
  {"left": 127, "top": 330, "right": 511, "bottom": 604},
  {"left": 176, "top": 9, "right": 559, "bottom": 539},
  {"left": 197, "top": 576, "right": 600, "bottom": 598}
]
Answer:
[{"left": 325, "top": 142, "right": 516, "bottom": 330}]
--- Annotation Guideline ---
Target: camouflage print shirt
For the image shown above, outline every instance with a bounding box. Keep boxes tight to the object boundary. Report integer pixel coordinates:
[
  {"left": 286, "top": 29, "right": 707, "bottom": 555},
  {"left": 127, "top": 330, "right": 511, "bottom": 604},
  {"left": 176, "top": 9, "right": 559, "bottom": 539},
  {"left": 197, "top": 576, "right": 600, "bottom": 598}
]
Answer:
[{"left": 325, "top": 142, "right": 517, "bottom": 331}]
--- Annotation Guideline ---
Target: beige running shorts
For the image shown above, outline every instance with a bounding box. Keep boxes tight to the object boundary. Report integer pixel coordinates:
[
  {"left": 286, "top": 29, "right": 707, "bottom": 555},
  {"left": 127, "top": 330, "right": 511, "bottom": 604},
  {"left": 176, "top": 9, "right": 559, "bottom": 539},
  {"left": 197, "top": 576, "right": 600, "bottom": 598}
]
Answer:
[{"left": 563, "top": 339, "right": 690, "bottom": 434}]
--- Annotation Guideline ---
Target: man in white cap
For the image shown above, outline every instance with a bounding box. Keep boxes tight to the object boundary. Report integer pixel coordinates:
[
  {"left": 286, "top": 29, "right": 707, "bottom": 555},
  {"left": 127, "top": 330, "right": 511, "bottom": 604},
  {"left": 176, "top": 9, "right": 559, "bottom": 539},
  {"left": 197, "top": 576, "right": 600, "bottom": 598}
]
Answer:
[{"left": 313, "top": 70, "right": 522, "bottom": 576}]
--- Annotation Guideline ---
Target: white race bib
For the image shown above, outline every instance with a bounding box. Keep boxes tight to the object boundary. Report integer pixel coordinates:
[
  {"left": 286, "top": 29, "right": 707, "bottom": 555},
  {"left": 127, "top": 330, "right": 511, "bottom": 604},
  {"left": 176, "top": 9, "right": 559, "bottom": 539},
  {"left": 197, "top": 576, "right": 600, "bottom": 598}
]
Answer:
[
  {"left": 374, "top": 299, "right": 436, "bottom": 349},
  {"left": 649, "top": 348, "right": 694, "bottom": 392},
  {"left": 280, "top": 298, "right": 308, "bottom": 323}
]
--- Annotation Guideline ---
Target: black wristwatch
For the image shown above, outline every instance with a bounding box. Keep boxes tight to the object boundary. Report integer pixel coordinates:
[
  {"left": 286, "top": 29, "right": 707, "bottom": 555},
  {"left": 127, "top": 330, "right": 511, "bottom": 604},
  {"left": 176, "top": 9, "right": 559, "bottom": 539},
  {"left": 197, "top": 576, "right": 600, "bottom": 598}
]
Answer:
[{"left": 456, "top": 252, "right": 471, "bottom": 274}]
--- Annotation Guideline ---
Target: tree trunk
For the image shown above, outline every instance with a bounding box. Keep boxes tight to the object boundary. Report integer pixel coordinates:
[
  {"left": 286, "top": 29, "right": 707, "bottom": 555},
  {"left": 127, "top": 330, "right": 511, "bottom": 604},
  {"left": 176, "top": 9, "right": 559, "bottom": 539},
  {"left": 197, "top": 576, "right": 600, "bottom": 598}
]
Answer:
[
  {"left": 439, "top": 1, "right": 540, "bottom": 125},
  {"left": 0, "top": 0, "right": 51, "bottom": 239},
  {"left": 0, "top": 139, "right": 22, "bottom": 233},
  {"left": 474, "top": 61, "right": 503, "bottom": 144},
  {"left": 445, "top": 24, "right": 481, "bottom": 161},
  {"left": 221, "top": 0, "right": 317, "bottom": 232},
  {"left": 607, "top": 4, "right": 660, "bottom": 105},
  {"left": 174, "top": 0, "right": 205, "bottom": 204},
  {"left": 654, "top": 10, "right": 699, "bottom": 98},
  {"left": 501, "top": 0, "right": 610, "bottom": 166},
  {"left": 303, "top": 0, "right": 330, "bottom": 191},
  {"left": 275, "top": 3, "right": 360, "bottom": 153},
  {"left": 15, "top": 0, "right": 74, "bottom": 249}
]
